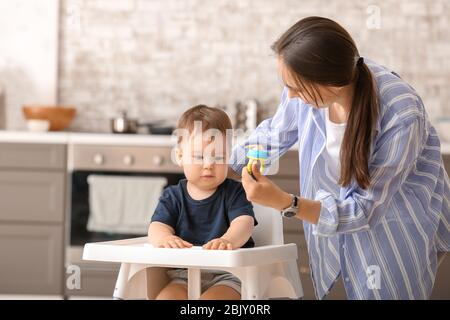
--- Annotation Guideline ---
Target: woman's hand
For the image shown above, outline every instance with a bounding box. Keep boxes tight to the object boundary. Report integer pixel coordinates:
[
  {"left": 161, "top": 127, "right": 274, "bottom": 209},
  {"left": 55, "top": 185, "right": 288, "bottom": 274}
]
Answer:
[
  {"left": 203, "top": 238, "right": 233, "bottom": 250},
  {"left": 241, "top": 163, "right": 292, "bottom": 210},
  {"left": 158, "top": 234, "right": 193, "bottom": 249}
]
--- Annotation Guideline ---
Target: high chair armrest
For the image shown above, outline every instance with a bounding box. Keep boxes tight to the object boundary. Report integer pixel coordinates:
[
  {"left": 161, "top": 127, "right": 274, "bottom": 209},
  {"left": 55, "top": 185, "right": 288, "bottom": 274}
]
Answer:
[{"left": 83, "top": 236, "right": 299, "bottom": 268}]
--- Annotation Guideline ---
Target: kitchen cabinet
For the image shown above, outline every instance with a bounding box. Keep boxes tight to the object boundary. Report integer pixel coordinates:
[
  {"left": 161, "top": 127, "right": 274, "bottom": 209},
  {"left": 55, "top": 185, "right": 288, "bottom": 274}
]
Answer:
[
  {"left": 0, "top": 171, "right": 65, "bottom": 223},
  {"left": 0, "top": 143, "right": 66, "bottom": 295},
  {"left": 0, "top": 224, "right": 63, "bottom": 294},
  {"left": 0, "top": 143, "right": 65, "bottom": 170}
]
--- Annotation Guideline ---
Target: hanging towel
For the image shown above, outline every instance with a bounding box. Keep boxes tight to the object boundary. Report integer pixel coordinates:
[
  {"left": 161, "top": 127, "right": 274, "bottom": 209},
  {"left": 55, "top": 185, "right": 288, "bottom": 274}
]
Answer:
[{"left": 87, "top": 175, "right": 168, "bottom": 234}]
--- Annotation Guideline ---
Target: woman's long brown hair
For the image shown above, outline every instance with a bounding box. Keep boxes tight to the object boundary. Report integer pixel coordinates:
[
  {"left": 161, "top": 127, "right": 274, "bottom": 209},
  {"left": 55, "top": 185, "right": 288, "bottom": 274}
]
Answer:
[{"left": 272, "top": 16, "right": 379, "bottom": 189}]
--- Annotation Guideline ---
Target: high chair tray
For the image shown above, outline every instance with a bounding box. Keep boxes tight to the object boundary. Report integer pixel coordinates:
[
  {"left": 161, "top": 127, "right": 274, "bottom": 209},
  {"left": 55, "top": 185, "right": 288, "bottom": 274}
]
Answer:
[{"left": 83, "top": 236, "right": 298, "bottom": 268}]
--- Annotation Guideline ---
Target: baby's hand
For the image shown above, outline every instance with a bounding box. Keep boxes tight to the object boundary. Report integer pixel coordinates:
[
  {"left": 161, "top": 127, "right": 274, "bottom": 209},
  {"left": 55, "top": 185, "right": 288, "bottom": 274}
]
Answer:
[
  {"left": 158, "top": 235, "right": 193, "bottom": 249},
  {"left": 202, "top": 238, "right": 233, "bottom": 250}
]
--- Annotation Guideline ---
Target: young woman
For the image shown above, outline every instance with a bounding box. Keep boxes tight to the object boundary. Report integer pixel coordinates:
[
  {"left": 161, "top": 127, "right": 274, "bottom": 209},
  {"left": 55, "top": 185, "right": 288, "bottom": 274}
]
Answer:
[{"left": 231, "top": 16, "right": 450, "bottom": 299}]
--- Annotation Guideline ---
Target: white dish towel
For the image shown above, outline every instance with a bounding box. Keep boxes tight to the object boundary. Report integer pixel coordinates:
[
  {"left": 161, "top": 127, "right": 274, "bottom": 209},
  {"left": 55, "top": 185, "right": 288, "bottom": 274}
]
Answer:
[{"left": 87, "top": 175, "right": 168, "bottom": 234}]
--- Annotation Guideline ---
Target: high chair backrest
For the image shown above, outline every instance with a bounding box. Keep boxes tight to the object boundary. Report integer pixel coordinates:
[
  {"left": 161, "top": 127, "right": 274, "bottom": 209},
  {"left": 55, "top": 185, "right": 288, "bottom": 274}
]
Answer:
[{"left": 251, "top": 202, "right": 284, "bottom": 246}]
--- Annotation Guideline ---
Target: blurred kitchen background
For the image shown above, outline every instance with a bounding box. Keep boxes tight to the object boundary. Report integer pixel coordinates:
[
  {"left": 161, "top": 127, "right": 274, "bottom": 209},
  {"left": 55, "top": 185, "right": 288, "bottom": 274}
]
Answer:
[
  {"left": 0, "top": 0, "right": 449, "bottom": 300},
  {"left": 0, "top": 0, "right": 449, "bottom": 133}
]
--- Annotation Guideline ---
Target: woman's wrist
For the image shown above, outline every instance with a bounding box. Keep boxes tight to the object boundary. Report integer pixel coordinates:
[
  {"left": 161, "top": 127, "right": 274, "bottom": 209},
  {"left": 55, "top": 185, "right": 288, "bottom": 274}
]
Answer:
[
  {"left": 296, "top": 197, "right": 321, "bottom": 224},
  {"left": 278, "top": 191, "right": 293, "bottom": 211}
]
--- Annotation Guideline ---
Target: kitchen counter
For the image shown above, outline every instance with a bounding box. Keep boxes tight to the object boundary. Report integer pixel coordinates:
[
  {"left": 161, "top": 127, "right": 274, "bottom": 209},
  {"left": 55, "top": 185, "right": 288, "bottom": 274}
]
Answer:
[
  {"left": 0, "top": 130, "right": 176, "bottom": 146},
  {"left": 1, "top": 130, "right": 450, "bottom": 154}
]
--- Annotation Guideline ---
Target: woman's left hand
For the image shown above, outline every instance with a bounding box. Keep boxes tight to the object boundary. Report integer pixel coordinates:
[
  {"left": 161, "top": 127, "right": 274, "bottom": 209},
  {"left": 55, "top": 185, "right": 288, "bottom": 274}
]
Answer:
[{"left": 241, "top": 163, "right": 292, "bottom": 210}]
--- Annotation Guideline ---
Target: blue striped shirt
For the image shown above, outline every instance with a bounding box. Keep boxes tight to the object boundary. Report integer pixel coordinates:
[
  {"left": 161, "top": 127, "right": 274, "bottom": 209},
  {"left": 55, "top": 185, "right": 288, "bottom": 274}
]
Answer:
[{"left": 230, "top": 60, "right": 450, "bottom": 299}]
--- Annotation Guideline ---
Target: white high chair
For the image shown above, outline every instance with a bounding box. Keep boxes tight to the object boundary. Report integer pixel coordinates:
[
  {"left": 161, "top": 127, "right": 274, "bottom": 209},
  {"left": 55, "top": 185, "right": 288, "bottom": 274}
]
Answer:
[{"left": 82, "top": 203, "right": 303, "bottom": 300}]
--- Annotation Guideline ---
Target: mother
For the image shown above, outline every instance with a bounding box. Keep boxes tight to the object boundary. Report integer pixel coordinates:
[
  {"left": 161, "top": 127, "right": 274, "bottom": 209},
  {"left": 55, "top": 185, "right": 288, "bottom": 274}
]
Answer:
[{"left": 230, "top": 16, "right": 450, "bottom": 299}]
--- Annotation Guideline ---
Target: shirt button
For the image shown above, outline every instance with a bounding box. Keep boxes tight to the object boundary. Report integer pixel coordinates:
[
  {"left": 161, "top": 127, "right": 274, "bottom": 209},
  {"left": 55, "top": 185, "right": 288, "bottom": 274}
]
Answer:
[{"left": 345, "top": 277, "right": 350, "bottom": 282}]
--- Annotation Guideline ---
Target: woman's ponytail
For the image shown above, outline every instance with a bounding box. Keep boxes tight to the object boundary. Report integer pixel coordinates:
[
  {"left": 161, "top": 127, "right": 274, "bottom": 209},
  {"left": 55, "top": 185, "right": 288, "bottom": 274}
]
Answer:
[{"left": 339, "top": 58, "right": 379, "bottom": 189}]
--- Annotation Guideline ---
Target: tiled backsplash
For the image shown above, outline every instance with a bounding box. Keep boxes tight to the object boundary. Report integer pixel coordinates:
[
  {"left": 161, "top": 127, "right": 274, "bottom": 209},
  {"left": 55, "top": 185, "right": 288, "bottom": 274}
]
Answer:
[{"left": 7, "top": 0, "right": 450, "bottom": 131}]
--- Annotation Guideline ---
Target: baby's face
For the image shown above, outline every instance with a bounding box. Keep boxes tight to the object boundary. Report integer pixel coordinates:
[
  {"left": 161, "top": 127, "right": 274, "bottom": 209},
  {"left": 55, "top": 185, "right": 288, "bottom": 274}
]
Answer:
[{"left": 177, "top": 132, "right": 229, "bottom": 191}]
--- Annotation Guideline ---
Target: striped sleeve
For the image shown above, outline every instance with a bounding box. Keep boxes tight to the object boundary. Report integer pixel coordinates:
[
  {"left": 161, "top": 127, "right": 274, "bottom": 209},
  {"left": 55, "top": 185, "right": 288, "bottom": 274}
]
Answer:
[
  {"left": 230, "top": 87, "right": 299, "bottom": 175},
  {"left": 314, "top": 116, "right": 424, "bottom": 236}
]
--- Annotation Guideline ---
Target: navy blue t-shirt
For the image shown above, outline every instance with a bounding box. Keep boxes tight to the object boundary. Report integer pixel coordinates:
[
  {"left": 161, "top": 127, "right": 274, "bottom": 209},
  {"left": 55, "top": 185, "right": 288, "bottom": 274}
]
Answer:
[{"left": 151, "top": 178, "right": 257, "bottom": 248}]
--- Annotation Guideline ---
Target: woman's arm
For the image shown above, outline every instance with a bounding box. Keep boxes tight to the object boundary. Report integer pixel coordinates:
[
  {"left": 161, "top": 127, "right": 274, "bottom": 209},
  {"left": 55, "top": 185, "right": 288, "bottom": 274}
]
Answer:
[
  {"left": 229, "top": 87, "right": 299, "bottom": 175},
  {"left": 148, "top": 221, "right": 192, "bottom": 248},
  {"left": 242, "top": 118, "right": 424, "bottom": 236},
  {"left": 203, "top": 216, "right": 255, "bottom": 250},
  {"left": 241, "top": 163, "right": 321, "bottom": 224}
]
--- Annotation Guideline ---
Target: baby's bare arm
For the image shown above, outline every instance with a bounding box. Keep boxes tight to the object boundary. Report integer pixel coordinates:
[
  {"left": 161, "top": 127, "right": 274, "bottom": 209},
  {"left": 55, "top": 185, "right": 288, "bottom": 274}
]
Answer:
[
  {"left": 148, "top": 222, "right": 192, "bottom": 248},
  {"left": 219, "top": 215, "right": 255, "bottom": 249}
]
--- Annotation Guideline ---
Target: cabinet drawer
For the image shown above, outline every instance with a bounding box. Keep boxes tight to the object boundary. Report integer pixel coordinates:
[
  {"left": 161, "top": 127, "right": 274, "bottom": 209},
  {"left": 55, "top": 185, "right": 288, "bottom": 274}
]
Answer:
[
  {"left": 0, "top": 143, "right": 66, "bottom": 170},
  {"left": 0, "top": 171, "right": 65, "bottom": 223},
  {"left": 71, "top": 145, "right": 183, "bottom": 173},
  {"left": 0, "top": 224, "right": 63, "bottom": 295}
]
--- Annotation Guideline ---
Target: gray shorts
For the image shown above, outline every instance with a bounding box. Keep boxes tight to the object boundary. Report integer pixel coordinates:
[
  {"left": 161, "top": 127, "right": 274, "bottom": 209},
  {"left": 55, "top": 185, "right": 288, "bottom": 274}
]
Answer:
[{"left": 167, "top": 268, "right": 241, "bottom": 295}]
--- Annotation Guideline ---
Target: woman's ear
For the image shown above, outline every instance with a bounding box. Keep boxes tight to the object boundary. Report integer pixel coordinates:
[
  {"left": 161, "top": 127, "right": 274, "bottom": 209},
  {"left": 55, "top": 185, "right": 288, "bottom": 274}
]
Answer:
[{"left": 175, "top": 147, "right": 183, "bottom": 167}]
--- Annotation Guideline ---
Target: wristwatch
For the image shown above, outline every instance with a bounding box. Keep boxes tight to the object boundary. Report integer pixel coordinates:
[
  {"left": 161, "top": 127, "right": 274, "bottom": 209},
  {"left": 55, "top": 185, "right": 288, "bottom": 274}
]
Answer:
[{"left": 281, "top": 194, "right": 299, "bottom": 218}]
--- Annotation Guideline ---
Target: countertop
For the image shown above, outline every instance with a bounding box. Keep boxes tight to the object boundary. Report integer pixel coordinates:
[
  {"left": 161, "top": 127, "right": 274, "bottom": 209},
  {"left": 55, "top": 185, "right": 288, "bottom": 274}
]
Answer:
[
  {"left": 0, "top": 130, "right": 449, "bottom": 154},
  {"left": 0, "top": 130, "right": 176, "bottom": 146}
]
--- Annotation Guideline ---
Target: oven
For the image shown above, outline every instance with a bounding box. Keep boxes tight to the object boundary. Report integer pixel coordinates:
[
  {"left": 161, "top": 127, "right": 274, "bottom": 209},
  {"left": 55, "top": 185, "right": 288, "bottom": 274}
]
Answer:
[
  {"left": 70, "top": 170, "right": 184, "bottom": 246},
  {"left": 66, "top": 143, "right": 185, "bottom": 296}
]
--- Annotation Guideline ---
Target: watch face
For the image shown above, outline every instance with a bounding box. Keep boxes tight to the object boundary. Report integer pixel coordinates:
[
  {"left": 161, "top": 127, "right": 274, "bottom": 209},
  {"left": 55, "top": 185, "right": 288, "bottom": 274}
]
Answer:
[{"left": 282, "top": 210, "right": 296, "bottom": 218}]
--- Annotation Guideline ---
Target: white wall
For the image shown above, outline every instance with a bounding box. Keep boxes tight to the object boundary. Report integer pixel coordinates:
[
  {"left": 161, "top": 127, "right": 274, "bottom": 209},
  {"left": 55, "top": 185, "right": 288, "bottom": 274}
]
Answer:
[
  {"left": 0, "top": 0, "right": 59, "bottom": 130},
  {"left": 57, "top": 0, "right": 450, "bottom": 133}
]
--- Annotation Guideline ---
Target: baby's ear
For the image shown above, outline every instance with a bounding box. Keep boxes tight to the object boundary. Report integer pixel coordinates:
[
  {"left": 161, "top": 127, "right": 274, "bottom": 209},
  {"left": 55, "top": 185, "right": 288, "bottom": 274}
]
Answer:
[{"left": 175, "top": 147, "right": 183, "bottom": 167}]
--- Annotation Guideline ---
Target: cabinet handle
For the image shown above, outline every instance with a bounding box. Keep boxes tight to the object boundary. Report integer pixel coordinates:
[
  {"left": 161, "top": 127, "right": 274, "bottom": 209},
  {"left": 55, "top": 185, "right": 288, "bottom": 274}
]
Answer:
[
  {"left": 123, "top": 155, "right": 134, "bottom": 166},
  {"left": 93, "top": 153, "right": 104, "bottom": 165},
  {"left": 153, "top": 155, "right": 164, "bottom": 166}
]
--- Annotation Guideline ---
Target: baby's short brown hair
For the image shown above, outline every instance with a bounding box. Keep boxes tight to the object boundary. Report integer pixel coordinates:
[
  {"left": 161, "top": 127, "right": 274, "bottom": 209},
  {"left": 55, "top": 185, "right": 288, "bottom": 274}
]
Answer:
[{"left": 176, "top": 105, "right": 232, "bottom": 144}]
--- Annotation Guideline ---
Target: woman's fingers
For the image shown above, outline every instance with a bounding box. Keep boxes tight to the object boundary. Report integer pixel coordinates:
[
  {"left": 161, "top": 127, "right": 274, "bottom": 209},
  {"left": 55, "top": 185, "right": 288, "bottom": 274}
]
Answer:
[
  {"left": 251, "top": 162, "right": 262, "bottom": 180},
  {"left": 241, "top": 165, "right": 251, "bottom": 183},
  {"left": 241, "top": 165, "right": 256, "bottom": 193}
]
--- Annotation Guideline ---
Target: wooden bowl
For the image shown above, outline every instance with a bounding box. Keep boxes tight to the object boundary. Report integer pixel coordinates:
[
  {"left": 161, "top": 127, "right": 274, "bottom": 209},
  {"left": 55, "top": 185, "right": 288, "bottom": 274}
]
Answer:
[{"left": 22, "top": 106, "right": 76, "bottom": 131}]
